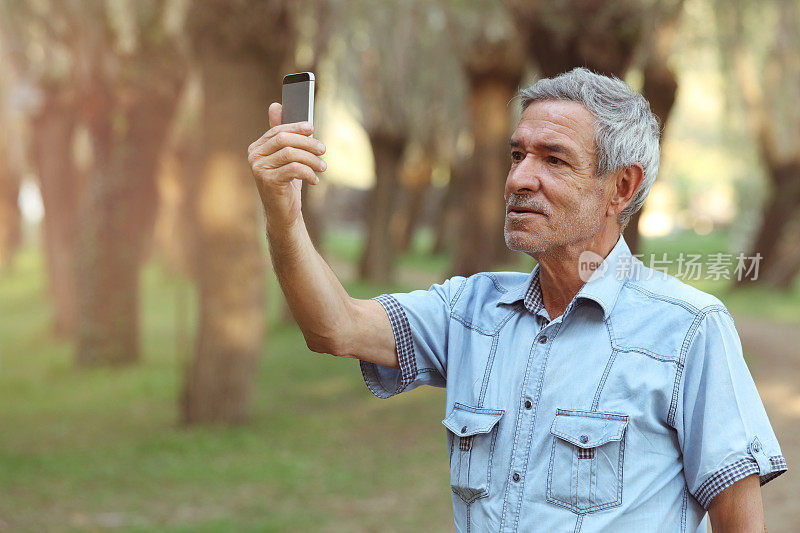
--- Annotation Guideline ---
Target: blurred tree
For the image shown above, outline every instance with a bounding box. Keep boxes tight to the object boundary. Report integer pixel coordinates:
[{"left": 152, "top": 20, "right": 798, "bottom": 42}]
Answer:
[
  {"left": 0, "top": 56, "right": 22, "bottom": 270},
  {"left": 335, "top": 0, "right": 465, "bottom": 283},
  {"left": 0, "top": 132, "right": 21, "bottom": 270},
  {"left": 338, "top": 0, "right": 419, "bottom": 283},
  {"left": 73, "top": 0, "right": 188, "bottom": 365},
  {"left": 446, "top": 0, "right": 526, "bottom": 276},
  {"left": 0, "top": 0, "right": 84, "bottom": 334},
  {"left": 293, "top": 0, "right": 339, "bottom": 250},
  {"left": 432, "top": 144, "right": 470, "bottom": 255},
  {"left": 507, "top": 0, "right": 685, "bottom": 255},
  {"left": 628, "top": 0, "right": 684, "bottom": 253},
  {"left": 180, "top": 0, "right": 296, "bottom": 424},
  {"left": 152, "top": 71, "right": 203, "bottom": 279},
  {"left": 717, "top": 0, "right": 800, "bottom": 288},
  {"left": 395, "top": 142, "right": 435, "bottom": 252}
]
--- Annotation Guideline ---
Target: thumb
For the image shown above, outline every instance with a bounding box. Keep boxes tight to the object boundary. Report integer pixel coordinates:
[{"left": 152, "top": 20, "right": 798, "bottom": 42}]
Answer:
[{"left": 268, "top": 102, "right": 282, "bottom": 129}]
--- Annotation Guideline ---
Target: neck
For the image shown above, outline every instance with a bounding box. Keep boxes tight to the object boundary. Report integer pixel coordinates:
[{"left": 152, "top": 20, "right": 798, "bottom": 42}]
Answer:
[{"left": 532, "top": 225, "right": 620, "bottom": 320}]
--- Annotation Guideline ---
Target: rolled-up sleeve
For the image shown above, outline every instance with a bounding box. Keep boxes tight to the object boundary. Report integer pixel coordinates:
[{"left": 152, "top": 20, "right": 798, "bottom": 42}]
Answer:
[
  {"left": 675, "top": 307, "right": 787, "bottom": 509},
  {"left": 360, "top": 277, "right": 464, "bottom": 399}
]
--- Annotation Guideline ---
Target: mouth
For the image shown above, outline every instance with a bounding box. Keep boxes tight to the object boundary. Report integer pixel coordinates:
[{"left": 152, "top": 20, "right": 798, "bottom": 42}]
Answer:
[{"left": 506, "top": 207, "right": 544, "bottom": 217}]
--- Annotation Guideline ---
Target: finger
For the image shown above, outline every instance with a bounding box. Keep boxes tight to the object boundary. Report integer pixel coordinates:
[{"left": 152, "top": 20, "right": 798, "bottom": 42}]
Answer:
[
  {"left": 268, "top": 102, "right": 282, "bottom": 129},
  {"left": 248, "top": 119, "right": 314, "bottom": 155},
  {"left": 269, "top": 146, "right": 327, "bottom": 173},
  {"left": 267, "top": 161, "right": 319, "bottom": 186},
  {"left": 267, "top": 102, "right": 314, "bottom": 137},
  {"left": 258, "top": 131, "right": 326, "bottom": 157}
]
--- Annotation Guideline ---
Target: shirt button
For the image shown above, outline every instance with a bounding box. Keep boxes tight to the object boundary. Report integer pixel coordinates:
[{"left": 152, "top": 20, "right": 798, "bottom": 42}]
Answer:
[
  {"left": 512, "top": 472, "right": 521, "bottom": 482},
  {"left": 538, "top": 335, "right": 548, "bottom": 344},
  {"left": 580, "top": 435, "right": 589, "bottom": 444},
  {"left": 753, "top": 441, "right": 761, "bottom": 453},
  {"left": 461, "top": 425, "right": 468, "bottom": 434},
  {"left": 524, "top": 400, "right": 533, "bottom": 410}
]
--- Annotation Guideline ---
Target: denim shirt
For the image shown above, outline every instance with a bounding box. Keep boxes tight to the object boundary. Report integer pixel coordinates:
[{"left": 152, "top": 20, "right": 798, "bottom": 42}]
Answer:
[{"left": 359, "top": 234, "right": 787, "bottom": 532}]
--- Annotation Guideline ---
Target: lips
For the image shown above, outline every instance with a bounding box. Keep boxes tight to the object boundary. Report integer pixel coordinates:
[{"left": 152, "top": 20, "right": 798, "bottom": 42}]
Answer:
[{"left": 507, "top": 207, "right": 543, "bottom": 215}]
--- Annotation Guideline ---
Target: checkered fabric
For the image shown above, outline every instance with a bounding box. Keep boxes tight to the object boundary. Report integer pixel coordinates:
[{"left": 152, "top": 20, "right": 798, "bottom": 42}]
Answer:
[
  {"left": 694, "top": 455, "right": 787, "bottom": 509},
  {"left": 523, "top": 267, "right": 550, "bottom": 327},
  {"left": 577, "top": 447, "right": 595, "bottom": 459},
  {"left": 372, "top": 294, "right": 416, "bottom": 394}
]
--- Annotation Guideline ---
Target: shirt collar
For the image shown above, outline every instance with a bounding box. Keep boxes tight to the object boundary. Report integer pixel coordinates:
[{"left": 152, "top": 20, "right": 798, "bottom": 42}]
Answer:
[{"left": 498, "top": 234, "right": 634, "bottom": 320}]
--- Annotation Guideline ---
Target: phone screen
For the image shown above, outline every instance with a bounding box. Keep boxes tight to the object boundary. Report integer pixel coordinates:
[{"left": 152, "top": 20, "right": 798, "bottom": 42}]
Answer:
[{"left": 281, "top": 72, "right": 315, "bottom": 125}]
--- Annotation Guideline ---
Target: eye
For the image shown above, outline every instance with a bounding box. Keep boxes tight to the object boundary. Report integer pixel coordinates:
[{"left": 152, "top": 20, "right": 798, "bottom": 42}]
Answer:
[
  {"left": 511, "top": 151, "right": 524, "bottom": 162},
  {"left": 546, "top": 155, "right": 566, "bottom": 166}
]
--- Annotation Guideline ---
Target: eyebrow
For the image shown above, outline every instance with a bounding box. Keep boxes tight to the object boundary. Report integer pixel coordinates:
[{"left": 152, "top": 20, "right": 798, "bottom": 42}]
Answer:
[{"left": 509, "top": 139, "right": 578, "bottom": 161}]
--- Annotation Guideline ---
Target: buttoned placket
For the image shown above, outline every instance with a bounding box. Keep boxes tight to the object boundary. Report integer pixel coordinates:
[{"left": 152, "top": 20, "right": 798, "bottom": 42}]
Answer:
[{"left": 501, "top": 299, "right": 583, "bottom": 533}]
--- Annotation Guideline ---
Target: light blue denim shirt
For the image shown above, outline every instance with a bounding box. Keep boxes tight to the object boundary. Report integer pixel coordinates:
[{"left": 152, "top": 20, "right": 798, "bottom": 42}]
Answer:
[{"left": 360, "top": 234, "right": 786, "bottom": 532}]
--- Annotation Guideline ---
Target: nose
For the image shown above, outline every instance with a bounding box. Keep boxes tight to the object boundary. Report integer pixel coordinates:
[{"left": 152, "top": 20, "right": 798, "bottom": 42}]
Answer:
[{"left": 505, "top": 154, "right": 543, "bottom": 200}]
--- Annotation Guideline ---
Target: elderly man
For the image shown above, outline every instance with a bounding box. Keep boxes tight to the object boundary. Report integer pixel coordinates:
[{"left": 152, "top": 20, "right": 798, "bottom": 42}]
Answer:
[{"left": 248, "top": 68, "right": 786, "bottom": 532}]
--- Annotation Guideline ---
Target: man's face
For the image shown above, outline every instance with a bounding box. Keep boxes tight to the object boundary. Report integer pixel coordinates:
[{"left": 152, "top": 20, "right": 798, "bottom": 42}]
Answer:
[{"left": 504, "top": 99, "right": 613, "bottom": 255}]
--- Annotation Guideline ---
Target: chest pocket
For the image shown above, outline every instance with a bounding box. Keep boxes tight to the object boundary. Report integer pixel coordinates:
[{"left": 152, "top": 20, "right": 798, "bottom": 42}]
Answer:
[
  {"left": 546, "top": 409, "right": 628, "bottom": 514},
  {"left": 442, "top": 403, "right": 504, "bottom": 504}
]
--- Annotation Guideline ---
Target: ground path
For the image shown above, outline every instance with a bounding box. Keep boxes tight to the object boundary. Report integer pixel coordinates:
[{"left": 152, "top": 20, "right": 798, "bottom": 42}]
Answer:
[{"left": 734, "top": 316, "right": 800, "bottom": 533}]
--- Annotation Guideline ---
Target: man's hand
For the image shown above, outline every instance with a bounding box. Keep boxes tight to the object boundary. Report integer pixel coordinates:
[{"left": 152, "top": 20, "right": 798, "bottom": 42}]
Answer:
[
  {"left": 708, "top": 474, "right": 766, "bottom": 532},
  {"left": 247, "top": 102, "right": 327, "bottom": 231}
]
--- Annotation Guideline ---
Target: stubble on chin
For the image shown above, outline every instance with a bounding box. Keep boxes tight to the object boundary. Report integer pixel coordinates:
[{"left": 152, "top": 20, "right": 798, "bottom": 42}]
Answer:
[{"left": 504, "top": 218, "right": 548, "bottom": 254}]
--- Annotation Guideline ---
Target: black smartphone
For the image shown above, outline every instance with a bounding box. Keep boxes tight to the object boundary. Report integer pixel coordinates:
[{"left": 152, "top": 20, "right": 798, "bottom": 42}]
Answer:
[{"left": 281, "top": 72, "right": 315, "bottom": 126}]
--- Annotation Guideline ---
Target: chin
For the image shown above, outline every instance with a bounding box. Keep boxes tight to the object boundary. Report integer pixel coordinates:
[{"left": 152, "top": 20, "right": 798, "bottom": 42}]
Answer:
[{"left": 504, "top": 226, "right": 548, "bottom": 254}]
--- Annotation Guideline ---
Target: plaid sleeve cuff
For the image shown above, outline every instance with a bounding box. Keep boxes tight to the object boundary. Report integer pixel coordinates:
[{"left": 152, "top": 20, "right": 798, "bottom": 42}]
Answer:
[
  {"left": 359, "top": 294, "right": 418, "bottom": 399},
  {"left": 693, "top": 454, "right": 788, "bottom": 509}
]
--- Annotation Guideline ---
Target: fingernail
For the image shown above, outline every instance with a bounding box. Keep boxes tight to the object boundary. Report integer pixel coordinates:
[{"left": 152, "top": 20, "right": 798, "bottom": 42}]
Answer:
[
  {"left": 317, "top": 142, "right": 326, "bottom": 153},
  {"left": 320, "top": 160, "right": 327, "bottom": 171}
]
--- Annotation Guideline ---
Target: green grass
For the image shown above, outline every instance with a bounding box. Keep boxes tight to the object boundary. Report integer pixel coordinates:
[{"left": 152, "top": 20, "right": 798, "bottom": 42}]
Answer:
[
  {"left": 0, "top": 245, "right": 452, "bottom": 532},
  {"left": 1, "top": 228, "right": 797, "bottom": 531}
]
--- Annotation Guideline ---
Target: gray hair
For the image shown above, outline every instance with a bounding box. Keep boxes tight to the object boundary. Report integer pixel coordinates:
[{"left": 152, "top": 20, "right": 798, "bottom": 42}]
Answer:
[{"left": 519, "top": 67, "right": 661, "bottom": 230}]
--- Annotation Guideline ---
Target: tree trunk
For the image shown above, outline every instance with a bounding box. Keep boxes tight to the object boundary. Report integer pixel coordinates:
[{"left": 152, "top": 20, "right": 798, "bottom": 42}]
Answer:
[
  {"left": 180, "top": 57, "right": 272, "bottom": 424},
  {"left": 723, "top": 1, "right": 800, "bottom": 289},
  {"left": 736, "top": 161, "right": 800, "bottom": 287},
  {"left": 154, "top": 117, "right": 202, "bottom": 279},
  {"left": 452, "top": 71, "right": 521, "bottom": 276},
  {"left": 180, "top": 0, "right": 295, "bottom": 425},
  {"left": 433, "top": 159, "right": 467, "bottom": 255},
  {"left": 30, "top": 91, "right": 81, "bottom": 335},
  {"left": 512, "top": 0, "right": 646, "bottom": 79},
  {"left": 764, "top": 240, "right": 800, "bottom": 288},
  {"left": 758, "top": 206, "right": 800, "bottom": 288},
  {"left": 0, "top": 156, "right": 21, "bottom": 271},
  {"left": 358, "top": 130, "right": 405, "bottom": 283},
  {"left": 76, "top": 74, "right": 184, "bottom": 365},
  {"left": 74, "top": 18, "right": 186, "bottom": 367},
  {"left": 0, "top": 119, "right": 21, "bottom": 270},
  {"left": 395, "top": 151, "right": 433, "bottom": 252}
]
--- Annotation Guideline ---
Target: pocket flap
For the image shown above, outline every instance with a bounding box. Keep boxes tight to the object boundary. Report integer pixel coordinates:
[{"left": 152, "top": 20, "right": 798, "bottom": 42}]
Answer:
[
  {"left": 442, "top": 402, "right": 504, "bottom": 437},
  {"left": 550, "top": 409, "right": 628, "bottom": 448}
]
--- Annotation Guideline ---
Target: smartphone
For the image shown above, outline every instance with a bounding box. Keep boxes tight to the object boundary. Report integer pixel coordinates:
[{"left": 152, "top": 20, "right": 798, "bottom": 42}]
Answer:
[{"left": 281, "top": 72, "right": 315, "bottom": 125}]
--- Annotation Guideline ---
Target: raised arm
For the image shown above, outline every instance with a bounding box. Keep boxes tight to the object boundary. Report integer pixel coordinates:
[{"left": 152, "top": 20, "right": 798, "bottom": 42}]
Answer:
[{"left": 247, "top": 103, "right": 398, "bottom": 369}]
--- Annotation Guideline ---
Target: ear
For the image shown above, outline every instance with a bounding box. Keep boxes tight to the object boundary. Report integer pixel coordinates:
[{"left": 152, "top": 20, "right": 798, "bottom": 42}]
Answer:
[{"left": 607, "top": 163, "right": 644, "bottom": 219}]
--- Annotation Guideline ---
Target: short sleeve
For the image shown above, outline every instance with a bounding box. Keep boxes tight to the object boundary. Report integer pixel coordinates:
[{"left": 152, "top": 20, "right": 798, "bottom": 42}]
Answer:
[
  {"left": 675, "top": 308, "right": 787, "bottom": 509},
  {"left": 359, "top": 276, "right": 464, "bottom": 399}
]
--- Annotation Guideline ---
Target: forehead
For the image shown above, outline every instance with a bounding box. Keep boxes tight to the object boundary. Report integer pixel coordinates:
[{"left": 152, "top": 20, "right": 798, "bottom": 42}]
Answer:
[{"left": 512, "top": 100, "right": 596, "bottom": 157}]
